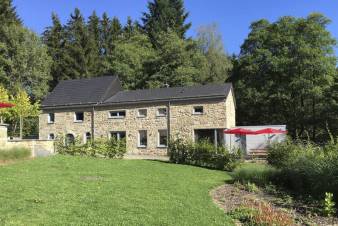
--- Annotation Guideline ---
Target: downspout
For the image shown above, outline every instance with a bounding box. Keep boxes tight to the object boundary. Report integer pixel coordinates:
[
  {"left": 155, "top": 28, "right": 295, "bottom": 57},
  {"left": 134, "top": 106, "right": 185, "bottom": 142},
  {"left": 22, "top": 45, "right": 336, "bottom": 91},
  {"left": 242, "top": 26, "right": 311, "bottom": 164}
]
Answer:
[
  {"left": 91, "top": 106, "right": 95, "bottom": 141},
  {"left": 167, "top": 101, "right": 171, "bottom": 148}
]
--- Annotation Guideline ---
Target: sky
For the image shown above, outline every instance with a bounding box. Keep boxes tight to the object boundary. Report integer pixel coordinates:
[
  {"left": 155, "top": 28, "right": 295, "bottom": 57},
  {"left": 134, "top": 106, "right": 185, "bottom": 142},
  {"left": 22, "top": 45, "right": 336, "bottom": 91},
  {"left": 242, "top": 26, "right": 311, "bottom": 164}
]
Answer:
[{"left": 12, "top": 0, "right": 338, "bottom": 55}]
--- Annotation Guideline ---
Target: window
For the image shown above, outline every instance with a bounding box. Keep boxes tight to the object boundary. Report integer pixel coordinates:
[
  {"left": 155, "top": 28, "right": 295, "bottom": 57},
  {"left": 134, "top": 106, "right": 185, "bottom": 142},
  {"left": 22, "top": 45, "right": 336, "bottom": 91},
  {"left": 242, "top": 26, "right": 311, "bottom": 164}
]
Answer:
[
  {"left": 193, "top": 106, "right": 204, "bottom": 115},
  {"left": 74, "top": 112, "right": 84, "bottom": 122},
  {"left": 138, "top": 130, "right": 147, "bottom": 147},
  {"left": 85, "top": 132, "right": 91, "bottom": 143},
  {"left": 194, "top": 129, "right": 224, "bottom": 146},
  {"left": 65, "top": 134, "right": 75, "bottom": 146},
  {"left": 157, "top": 108, "right": 167, "bottom": 117},
  {"left": 158, "top": 130, "right": 168, "bottom": 147},
  {"left": 137, "top": 109, "right": 147, "bottom": 118},
  {"left": 109, "top": 110, "right": 126, "bottom": 118},
  {"left": 110, "top": 131, "right": 126, "bottom": 140},
  {"left": 48, "top": 133, "right": 55, "bottom": 140},
  {"left": 47, "top": 113, "right": 55, "bottom": 123}
]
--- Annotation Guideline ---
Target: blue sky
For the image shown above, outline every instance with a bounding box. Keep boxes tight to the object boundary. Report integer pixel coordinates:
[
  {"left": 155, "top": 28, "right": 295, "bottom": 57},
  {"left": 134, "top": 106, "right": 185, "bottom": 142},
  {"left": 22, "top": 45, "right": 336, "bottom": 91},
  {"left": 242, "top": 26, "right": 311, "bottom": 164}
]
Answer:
[{"left": 13, "top": 0, "right": 338, "bottom": 55}]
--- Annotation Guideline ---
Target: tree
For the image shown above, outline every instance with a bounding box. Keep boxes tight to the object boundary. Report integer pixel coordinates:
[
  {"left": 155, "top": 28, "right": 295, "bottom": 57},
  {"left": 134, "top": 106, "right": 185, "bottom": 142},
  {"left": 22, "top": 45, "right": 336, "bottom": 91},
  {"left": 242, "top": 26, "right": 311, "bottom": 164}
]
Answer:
[
  {"left": 87, "top": 11, "right": 101, "bottom": 75},
  {"left": 108, "top": 31, "right": 156, "bottom": 89},
  {"left": 62, "top": 8, "right": 96, "bottom": 80},
  {"left": 142, "top": 0, "right": 191, "bottom": 44},
  {"left": 43, "top": 13, "right": 66, "bottom": 89},
  {"left": 0, "top": 0, "right": 21, "bottom": 26},
  {"left": 0, "top": 85, "right": 9, "bottom": 123},
  {"left": 232, "top": 13, "right": 337, "bottom": 141},
  {"left": 0, "top": 24, "right": 52, "bottom": 100},
  {"left": 145, "top": 31, "right": 208, "bottom": 88},
  {"left": 11, "top": 88, "right": 39, "bottom": 139},
  {"left": 196, "top": 23, "right": 232, "bottom": 83}
]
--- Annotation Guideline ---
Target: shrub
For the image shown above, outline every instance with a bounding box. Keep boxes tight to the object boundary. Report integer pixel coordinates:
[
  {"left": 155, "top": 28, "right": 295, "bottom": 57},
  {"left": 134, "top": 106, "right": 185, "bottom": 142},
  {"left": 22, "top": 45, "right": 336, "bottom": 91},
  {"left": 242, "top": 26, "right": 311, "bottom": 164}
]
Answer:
[
  {"left": 168, "top": 138, "right": 241, "bottom": 171},
  {"left": 0, "top": 147, "right": 31, "bottom": 161},
  {"left": 229, "top": 200, "right": 294, "bottom": 226},
  {"left": 55, "top": 135, "right": 126, "bottom": 159},
  {"left": 231, "top": 163, "right": 278, "bottom": 186},
  {"left": 267, "top": 138, "right": 338, "bottom": 205}
]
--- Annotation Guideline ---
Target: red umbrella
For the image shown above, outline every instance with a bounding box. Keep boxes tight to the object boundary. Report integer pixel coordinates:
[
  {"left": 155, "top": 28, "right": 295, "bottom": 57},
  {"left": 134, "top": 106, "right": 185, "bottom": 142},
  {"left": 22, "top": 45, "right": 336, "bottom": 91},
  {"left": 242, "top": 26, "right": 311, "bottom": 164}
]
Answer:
[
  {"left": 224, "top": 128, "right": 257, "bottom": 135},
  {"left": 0, "top": 102, "right": 15, "bottom": 108},
  {"left": 254, "top": 128, "right": 287, "bottom": 134}
]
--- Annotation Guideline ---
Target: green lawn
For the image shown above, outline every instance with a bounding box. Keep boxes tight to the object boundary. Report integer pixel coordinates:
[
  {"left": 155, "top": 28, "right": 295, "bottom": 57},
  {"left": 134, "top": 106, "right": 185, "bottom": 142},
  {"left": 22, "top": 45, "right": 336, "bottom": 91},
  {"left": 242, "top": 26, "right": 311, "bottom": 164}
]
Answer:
[{"left": 0, "top": 156, "right": 233, "bottom": 225}]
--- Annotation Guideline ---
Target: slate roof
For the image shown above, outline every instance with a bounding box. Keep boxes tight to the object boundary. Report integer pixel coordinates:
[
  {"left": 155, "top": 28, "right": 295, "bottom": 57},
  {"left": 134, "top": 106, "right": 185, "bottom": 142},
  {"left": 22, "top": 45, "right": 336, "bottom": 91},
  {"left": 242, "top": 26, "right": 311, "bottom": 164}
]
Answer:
[
  {"left": 41, "top": 76, "right": 121, "bottom": 107},
  {"left": 103, "top": 83, "right": 232, "bottom": 104},
  {"left": 41, "top": 75, "right": 232, "bottom": 108}
]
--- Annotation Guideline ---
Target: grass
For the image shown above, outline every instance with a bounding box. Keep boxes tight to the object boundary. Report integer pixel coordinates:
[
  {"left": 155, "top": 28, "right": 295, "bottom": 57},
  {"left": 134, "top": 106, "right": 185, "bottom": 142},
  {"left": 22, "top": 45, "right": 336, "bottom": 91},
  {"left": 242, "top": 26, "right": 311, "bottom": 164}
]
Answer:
[
  {"left": 231, "top": 162, "right": 278, "bottom": 186},
  {"left": 0, "top": 155, "right": 233, "bottom": 225},
  {"left": 0, "top": 147, "right": 30, "bottom": 162}
]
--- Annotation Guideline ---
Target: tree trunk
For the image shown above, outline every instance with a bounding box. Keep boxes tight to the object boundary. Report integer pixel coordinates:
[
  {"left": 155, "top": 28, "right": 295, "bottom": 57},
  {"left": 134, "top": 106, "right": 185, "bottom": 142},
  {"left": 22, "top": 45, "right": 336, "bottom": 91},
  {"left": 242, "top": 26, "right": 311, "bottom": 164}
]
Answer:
[{"left": 19, "top": 116, "right": 23, "bottom": 139}]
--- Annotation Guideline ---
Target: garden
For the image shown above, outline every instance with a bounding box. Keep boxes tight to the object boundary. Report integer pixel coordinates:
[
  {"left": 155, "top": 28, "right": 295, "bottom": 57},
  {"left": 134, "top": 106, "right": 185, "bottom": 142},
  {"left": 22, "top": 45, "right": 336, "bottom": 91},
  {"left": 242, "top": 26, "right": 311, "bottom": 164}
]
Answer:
[{"left": 0, "top": 136, "right": 337, "bottom": 225}]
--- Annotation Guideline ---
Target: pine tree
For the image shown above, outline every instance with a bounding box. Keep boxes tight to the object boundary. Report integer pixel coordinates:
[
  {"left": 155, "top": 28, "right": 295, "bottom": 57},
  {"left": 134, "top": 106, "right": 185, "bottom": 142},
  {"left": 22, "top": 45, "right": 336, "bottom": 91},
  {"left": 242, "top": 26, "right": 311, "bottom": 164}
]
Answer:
[
  {"left": 62, "top": 8, "right": 95, "bottom": 79},
  {"left": 87, "top": 11, "right": 101, "bottom": 75},
  {"left": 0, "top": 0, "right": 21, "bottom": 26},
  {"left": 142, "top": 0, "right": 191, "bottom": 43},
  {"left": 43, "top": 13, "right": 66, "bottom": 89},
  {"left": 100, "top": 12, "right": 112, "bottom": 56}
]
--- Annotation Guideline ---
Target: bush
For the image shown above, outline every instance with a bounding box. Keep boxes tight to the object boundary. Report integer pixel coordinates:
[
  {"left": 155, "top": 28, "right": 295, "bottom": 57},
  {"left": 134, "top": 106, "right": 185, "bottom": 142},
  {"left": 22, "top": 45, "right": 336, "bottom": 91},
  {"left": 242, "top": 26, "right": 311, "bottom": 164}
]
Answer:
[
  {"left": 0, "top": 147, "right": 31, "bottom": 161},
  {"left": 56, "top": 135, "right": 126, "bottom": 159},
  {"left": 231, "top": 163, "right": 278, "bottom": 186},
  {"left": 168, "top": 138, "right": 241, "bottom": 171},
  {"left": 267, "top": 138, "right": 338, "bottom": 204}
]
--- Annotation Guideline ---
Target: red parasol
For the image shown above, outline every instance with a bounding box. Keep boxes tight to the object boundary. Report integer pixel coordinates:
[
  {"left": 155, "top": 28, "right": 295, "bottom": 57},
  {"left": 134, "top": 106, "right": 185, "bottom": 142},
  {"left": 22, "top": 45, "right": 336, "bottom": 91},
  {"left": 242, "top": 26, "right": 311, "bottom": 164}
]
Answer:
[
  {"left": 224, "top": 128, "right": 257, "bottom": 135},
  {"left": 0, "top": 102, "right": 15, "bottom": 108},
  {"left": 254, "top": 128, "right": 287, "bottom": 134}
]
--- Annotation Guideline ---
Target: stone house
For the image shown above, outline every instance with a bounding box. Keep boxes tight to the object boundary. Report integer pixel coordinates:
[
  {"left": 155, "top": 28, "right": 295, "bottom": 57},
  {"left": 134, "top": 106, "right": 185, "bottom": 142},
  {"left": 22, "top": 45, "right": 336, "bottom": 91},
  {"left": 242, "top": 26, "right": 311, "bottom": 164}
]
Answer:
[{"left": 39, "top": 76, "right": 235, "bottom": 155}]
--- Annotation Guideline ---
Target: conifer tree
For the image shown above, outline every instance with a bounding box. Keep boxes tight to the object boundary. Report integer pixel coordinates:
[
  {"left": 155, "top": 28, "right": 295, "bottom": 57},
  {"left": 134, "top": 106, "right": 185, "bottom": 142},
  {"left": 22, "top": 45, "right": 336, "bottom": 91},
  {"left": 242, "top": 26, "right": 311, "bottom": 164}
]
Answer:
[
  {"left": 43, "top": 13, "right": 66, "bottom": 88},
  {"left": 142, "top": 0, "right": 191, "bottom": 43},
  {"left": 0, "top": 0, "right": 21, "bottom": 26}
]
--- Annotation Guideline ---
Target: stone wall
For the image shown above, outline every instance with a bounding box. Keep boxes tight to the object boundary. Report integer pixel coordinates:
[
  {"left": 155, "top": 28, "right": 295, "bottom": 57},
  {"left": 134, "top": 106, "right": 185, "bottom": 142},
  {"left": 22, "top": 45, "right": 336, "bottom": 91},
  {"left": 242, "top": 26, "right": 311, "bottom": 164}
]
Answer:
[
  {"left": 0, "top": 125, "right": 54, "bottom": 157},
  {"left": 39, "top": 94, "right": 236, "bottom": 156}
]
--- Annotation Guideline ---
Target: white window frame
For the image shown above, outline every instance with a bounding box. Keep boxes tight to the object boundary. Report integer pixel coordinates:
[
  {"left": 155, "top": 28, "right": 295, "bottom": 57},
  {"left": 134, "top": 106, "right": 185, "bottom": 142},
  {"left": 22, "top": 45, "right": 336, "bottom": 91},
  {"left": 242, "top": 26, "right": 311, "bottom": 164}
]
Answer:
[
  {"left": 48, "top": 133, "right": 55, "bottom": 140},
  {"left": 47, "top": 113, "right": 55, "bottom": 123},
  {"left": 138, "top": 130, "right": 147, "bottom": 148},
  {"left": 74, "top": 112, "right": 84, "bottom": 122},
  {"left": 193, "top": 106, "right": 204, "bottom": 115},
  {"left": 109, "top": 110, "right": 126, "bottom": 119},
  {"left": 157, "top": 129, "right": 168, "bottom": 148},
  {"left": 110, "top": 131, "right": 126, "bottom": 141},
  {"left": 156, "top": 108, "right": 167, "bottom": 117},
  {"left": 137, "top": 109, "right": 147, "bottom": 118}
]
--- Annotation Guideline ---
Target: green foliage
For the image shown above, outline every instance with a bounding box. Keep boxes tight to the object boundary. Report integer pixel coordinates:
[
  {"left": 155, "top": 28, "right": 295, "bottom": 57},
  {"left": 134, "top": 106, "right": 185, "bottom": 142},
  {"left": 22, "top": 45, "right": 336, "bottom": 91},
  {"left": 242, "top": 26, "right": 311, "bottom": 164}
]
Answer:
[
  {"left": 0, "top": 0, "right": 21, "bottom": 25},
  {"left": 168, "top": 137, "right": 241, "bottom": 171},
  {"left": 231, "top": 163, "right": 278, "bottom": 186},
  {"left": 323, "top": 192, "right": 336, "bottom": 217},
  {"left": 244, "top": 182, "right": 259, "bottom": 193},
  {"left": 0, "top": 24, "right": 52, "bottom": 100},
  {"left": 196, "top": 23, "right": 232, "bottom": 83},
  {"left": 232, "top": 13, "right": 337, "bottom": 142},
  {"left": 56, "top": 135, "right": 126, "bottom": 159},
  {"left": 0, "top": 147, "right": 30, "bottom": 161},
  {"left": 10, "top": 88, "right": 40, "bottom": 138},
  {"left": 142, "top": 0, "right": 191, "bottom": 43},
  {"left": 267, "top": 139, "right": 338, "bottom": 205},
  {"left": 145, "top": 31, "right": 208, "bottom": 88}
]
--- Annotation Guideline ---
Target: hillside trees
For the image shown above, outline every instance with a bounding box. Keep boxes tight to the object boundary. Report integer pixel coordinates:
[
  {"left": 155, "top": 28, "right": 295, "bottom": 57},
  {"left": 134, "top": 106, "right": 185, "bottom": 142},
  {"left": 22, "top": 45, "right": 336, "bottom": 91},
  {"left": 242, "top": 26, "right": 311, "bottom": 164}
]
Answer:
[{"left": 231, "top": 13, "right": 337, "bottom": 141}]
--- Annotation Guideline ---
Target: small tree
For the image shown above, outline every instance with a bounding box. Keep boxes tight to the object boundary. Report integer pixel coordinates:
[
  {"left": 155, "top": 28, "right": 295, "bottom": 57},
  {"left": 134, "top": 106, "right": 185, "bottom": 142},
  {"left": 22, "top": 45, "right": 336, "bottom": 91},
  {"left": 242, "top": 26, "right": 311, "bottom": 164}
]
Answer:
[
  {"left": 11, "top": 88, "right": 39, "bottom": 139},
  {"left": 0, "top": 85, "right": 10, "bottom": 123}
]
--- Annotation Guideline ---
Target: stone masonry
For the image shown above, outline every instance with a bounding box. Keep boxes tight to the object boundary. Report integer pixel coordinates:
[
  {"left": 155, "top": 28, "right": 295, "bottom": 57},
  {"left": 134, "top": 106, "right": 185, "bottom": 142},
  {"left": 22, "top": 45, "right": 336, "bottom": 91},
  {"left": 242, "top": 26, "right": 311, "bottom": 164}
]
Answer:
[{"left": 39, "top": 92, "right": 236, "bottom": 156}]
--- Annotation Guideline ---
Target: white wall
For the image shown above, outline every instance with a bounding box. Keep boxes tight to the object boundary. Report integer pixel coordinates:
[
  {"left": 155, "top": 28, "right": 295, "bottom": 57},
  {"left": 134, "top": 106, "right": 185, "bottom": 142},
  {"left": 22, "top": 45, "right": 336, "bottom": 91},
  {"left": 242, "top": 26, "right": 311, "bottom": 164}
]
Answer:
[{"left": 224, "top": 125, "right": 287, "bottom": 154}]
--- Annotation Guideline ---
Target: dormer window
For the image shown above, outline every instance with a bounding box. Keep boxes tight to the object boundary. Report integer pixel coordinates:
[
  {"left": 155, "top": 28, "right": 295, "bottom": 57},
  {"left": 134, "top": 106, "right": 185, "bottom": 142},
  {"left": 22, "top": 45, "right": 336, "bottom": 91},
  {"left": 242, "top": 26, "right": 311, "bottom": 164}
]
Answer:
[{"left": 74, "top": 112, "right": 84, "bottom": 122}]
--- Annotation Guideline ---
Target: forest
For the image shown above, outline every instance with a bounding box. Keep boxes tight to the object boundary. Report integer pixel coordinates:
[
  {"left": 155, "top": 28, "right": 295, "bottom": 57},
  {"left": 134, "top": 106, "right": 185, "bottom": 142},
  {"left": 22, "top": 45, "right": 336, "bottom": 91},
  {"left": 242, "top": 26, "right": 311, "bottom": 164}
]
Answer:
[{"left": 0, "top": 0, "right": 337, "bottom": 142}]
